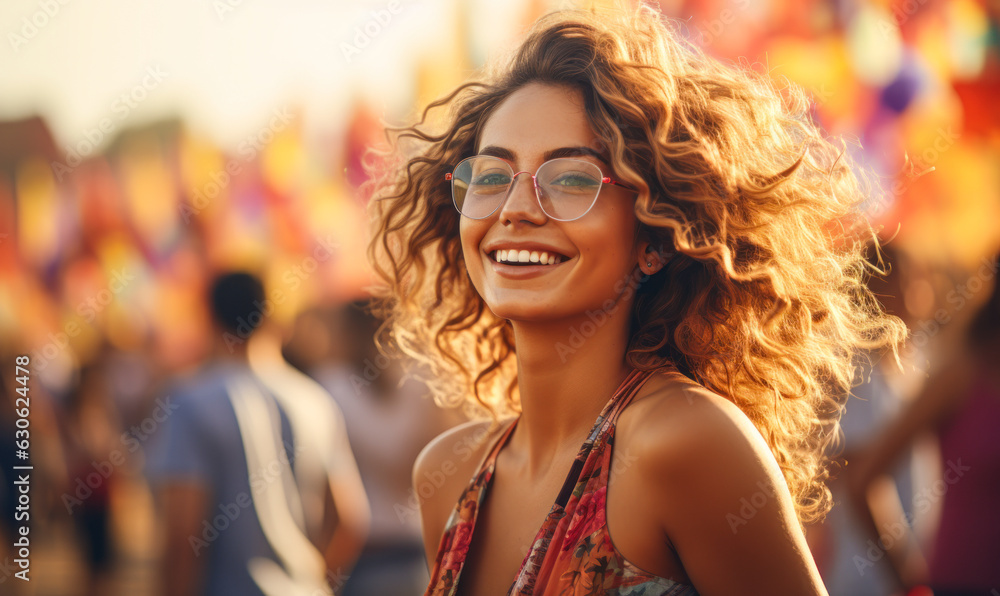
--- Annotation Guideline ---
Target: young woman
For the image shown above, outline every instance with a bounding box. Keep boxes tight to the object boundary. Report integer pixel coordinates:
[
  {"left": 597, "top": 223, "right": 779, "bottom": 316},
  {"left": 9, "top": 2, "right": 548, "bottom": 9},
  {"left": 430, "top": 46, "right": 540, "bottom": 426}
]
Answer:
[{"left": 365, "top": 5, "right": 907, "bottom": 595}]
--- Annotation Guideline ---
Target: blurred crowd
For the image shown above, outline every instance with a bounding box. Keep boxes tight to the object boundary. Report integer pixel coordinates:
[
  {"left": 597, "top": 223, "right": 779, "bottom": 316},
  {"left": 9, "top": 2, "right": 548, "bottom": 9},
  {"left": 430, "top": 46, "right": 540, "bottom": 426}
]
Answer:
[{"left": 0, "top": 0, "right": 998, "bottom": 595}]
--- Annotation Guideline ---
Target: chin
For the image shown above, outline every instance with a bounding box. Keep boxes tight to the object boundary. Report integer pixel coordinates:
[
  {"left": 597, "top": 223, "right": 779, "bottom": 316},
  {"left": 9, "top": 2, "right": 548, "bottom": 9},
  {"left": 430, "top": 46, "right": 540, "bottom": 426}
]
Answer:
[{"left": 484, "top": 299, "right": 569, "bottom": 323}]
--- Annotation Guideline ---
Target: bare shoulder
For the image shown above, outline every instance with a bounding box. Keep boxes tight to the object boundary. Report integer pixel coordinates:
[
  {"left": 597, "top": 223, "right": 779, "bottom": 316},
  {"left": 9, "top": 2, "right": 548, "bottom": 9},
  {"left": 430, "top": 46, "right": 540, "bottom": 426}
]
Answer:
[
  {"left": 616, "top": 369, "right": 796, "bottom": 541},
  {"left": 620, "top": 369, "right": 780, "bottom": 482},
  {"left": 413, "top": 417, "right": 510, "bottom": 487},
  {"left": 616, "top": 369, "right": 825, "bottom": 593},
  {"left": 412, "top": 416, "right": 513, "bottom": 565}
]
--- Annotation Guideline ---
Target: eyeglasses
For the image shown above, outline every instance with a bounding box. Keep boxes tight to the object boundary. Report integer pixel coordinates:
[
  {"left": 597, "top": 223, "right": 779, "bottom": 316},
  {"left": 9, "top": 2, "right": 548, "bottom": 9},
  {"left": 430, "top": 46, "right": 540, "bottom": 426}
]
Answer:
[{"left": 445, "top": 155, "right": 635, "bottom": 222}]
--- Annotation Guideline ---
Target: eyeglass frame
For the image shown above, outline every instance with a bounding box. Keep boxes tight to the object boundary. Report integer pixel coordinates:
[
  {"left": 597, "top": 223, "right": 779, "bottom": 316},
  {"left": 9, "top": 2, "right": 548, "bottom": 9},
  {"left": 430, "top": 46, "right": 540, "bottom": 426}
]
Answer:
[{"left": 444, "top": 155, "right": 638, "bottom": 222}]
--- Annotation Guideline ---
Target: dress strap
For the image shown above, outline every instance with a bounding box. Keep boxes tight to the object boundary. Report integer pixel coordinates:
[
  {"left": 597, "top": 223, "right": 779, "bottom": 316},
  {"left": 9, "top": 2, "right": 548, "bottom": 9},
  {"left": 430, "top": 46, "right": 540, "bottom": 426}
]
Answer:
[
  {"left": 594, "top": 367, "right": 662, "bottom": 438},
  {"left": 550, "top": 367, "right": 657, "bottom": 507},
  {"left": 604, "top": 364, "right": 686, "bottom": 428},
  {"left": 475, "top": 366, "right": 668, "bottom": 485}
]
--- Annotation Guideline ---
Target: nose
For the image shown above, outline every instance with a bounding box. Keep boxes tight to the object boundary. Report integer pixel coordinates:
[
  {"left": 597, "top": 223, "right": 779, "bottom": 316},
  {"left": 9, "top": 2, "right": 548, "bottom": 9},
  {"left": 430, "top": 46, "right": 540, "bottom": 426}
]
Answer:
[{"left": 497, "top": 171, "right": 547, "bottom": 225}]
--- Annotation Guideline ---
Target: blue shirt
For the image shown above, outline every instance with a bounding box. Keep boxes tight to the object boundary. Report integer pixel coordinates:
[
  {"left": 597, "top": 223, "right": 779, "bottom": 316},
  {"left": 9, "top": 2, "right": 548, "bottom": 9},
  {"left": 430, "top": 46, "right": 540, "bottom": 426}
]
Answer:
[{"left": 144, "top": 359, "right": 354, "bottom": 596}]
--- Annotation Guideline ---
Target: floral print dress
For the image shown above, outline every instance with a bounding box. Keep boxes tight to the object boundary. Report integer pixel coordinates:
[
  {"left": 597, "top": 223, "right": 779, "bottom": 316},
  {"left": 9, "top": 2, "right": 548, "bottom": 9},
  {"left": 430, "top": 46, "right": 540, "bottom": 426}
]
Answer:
[{"left": 424, "top": 368, "right": 701, "bottom": 595}]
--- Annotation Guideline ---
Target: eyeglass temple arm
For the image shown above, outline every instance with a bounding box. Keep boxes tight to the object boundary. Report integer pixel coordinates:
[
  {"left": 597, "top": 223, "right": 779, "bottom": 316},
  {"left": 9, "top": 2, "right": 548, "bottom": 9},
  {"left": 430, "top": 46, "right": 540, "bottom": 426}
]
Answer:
[{"left": 604, "top": 177, "right": 638, "bottom": 191}]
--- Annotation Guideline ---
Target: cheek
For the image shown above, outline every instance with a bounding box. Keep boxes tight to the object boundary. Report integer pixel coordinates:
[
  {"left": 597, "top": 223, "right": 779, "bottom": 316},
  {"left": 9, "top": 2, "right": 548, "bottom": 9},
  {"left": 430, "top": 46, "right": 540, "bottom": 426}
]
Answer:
[
  {"left": 459, "top": 218, "right": 491, "bottom": 286},
  {"left": 579, "top": 206, "right": 637, "bottom": 262},
  {"left": 459, "top": 218, "right": 483, "bottom": 260}
]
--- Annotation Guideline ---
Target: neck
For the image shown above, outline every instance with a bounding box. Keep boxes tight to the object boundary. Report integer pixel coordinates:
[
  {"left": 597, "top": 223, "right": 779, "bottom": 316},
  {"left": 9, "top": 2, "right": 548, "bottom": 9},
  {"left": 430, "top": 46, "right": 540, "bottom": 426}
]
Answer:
[
  {"left": 247, "top": 328, "right": 287, "bottom": 369},
  {"left": 211, "top": 324, "right": 285, "bottom": 368},
  {"left": 213, "top": 337, "right": 249, "bottom": 363},
  {"left": 506, "top": 306, "right": 634, "bottom": 477}
]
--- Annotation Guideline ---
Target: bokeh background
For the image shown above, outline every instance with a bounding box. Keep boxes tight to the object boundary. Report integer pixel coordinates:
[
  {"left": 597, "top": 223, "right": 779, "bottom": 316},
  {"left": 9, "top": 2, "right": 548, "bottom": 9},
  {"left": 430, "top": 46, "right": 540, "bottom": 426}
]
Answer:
[{"left": 1, "top": 0, "right": 998, "bottom": 595}]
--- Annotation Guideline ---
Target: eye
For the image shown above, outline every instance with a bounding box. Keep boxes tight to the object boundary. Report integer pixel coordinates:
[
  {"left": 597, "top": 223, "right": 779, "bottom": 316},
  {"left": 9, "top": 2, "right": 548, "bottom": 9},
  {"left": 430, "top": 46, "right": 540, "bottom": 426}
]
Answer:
[
  {"left": 471, "top": 172, "right": 511, "bottom": 186},
  {"left": 548, "top": 172, "right": 601, "bottom": 189}
]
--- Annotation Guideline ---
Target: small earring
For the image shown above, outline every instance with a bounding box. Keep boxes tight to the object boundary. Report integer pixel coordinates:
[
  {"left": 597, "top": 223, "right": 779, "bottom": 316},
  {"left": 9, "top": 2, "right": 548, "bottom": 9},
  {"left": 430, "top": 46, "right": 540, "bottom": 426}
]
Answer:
[{"left": 646, "top": 261, "right": 652, "bottom": 267}]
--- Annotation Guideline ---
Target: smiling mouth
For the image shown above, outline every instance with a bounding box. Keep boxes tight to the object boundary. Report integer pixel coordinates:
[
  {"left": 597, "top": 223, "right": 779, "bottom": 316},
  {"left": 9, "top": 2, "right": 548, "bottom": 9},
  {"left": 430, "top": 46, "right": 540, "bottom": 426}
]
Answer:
[{"left": 490, "top": 249, "right": 567, "bottom": 266}]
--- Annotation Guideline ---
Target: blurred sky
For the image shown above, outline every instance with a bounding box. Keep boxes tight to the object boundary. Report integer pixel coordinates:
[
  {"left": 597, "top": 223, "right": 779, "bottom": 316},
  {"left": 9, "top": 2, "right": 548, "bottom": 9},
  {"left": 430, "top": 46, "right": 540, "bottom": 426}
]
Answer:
[{"left": 0, "top": 0, "right": 532, "bottom": 151}]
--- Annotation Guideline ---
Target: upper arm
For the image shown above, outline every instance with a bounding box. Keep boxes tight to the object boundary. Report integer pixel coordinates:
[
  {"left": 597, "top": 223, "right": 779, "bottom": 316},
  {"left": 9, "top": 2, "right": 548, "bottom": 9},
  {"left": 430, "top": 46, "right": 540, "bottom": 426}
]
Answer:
[
  {"left": 319, "top": 427, "right": 370, "bottom": 579},
  {"left": 144, "top": 389, "right": 214, "bottom": 485},
  {"left": 412, "top": 438, "right": 446, "bottom": 569},
  {"left": 322, "top": 399, "right": 371, "bottom": 533},
  {"left": 160, "top": 481, "right": 211, "bottom": 557},
  {"left": 159, "top": 482, "right": 212, "bottom": 596},
  {"left": 644, "top": 392, "right": 827, "bottom": 596},
  {"left": 412, "top": 419, "right": 498, "bottom": 570},
  {"left": 143, "top": 392, "right": 213, "bottom": 594}
]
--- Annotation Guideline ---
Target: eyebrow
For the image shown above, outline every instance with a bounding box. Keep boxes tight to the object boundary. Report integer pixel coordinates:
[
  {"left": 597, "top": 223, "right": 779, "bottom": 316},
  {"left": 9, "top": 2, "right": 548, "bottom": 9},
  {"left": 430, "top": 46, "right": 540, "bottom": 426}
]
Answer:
[{"left": 478, "top": 145, "right": 611, "bottom": 166}]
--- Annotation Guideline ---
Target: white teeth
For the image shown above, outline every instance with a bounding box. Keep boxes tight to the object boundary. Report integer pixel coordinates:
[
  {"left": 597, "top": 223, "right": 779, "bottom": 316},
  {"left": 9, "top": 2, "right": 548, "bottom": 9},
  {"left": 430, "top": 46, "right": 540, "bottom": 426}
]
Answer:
[{"left": 492, "top": 248, "right": 564, "bottom": 265}]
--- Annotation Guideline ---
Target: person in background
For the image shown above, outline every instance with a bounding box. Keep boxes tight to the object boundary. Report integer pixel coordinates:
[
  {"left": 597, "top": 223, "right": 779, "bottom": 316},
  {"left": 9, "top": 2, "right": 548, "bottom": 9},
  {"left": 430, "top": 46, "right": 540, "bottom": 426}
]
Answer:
[
  {"left": 58, "top": 359, "right": 122, "bottom": 596},
  {"left": 848, "top": 251, "right": 1000, "bottom": 596},
  {"left": 286, "top": 300, "right": 467, "bottom": 595},
  {"left": 817, "top": 245, "right": 931, "bottom": 595},
  {"left": 145, "top": 271, "right": 370, "bottom": 596}
]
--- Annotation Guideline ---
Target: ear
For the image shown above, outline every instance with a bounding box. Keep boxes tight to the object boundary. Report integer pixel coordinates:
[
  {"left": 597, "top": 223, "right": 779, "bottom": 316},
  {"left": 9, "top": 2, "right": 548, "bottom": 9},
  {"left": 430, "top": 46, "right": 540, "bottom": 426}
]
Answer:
[{"left": 636, "top": 239, "right": 668, "bottom": 275}]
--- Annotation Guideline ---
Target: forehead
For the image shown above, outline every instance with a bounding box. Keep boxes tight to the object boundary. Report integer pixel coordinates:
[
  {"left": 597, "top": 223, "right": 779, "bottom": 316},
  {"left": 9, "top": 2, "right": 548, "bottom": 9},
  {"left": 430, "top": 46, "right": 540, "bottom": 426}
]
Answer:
[{"left": 477, "top": 83, "right": 598, "bottom": 157}]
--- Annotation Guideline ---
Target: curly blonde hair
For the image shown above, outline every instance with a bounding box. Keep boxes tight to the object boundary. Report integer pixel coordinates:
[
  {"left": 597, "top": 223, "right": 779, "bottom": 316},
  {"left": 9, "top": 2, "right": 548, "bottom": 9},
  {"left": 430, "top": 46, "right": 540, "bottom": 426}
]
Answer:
[{"left": 365, "top": 4, "right": 907, "bottom": 526}]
